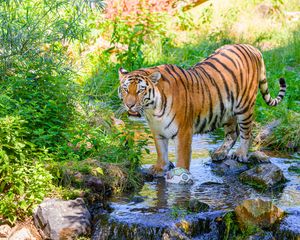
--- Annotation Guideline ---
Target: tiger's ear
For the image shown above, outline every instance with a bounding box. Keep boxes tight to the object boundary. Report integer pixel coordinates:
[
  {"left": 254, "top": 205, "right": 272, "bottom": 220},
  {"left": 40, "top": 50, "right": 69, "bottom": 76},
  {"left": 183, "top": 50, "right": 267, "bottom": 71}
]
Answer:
[
  {"left": 149, "top": 72, "right": 161, "bottom": 84},
  {"left": 118, "top": 67, "right": 128, "bottom": 80}
]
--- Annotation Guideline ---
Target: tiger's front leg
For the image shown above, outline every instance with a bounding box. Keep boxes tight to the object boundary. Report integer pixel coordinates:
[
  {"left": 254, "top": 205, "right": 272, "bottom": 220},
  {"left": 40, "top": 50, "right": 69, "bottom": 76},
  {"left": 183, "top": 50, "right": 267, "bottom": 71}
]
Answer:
[
  {"left": 149, "top": 136, "right": 173, "bottom": 176},
  {"left": 175, "top": 128, "right": 193, "bottom": 170},
  {"left": 164, "top": 128, "right": 194, "bottom": 184}
]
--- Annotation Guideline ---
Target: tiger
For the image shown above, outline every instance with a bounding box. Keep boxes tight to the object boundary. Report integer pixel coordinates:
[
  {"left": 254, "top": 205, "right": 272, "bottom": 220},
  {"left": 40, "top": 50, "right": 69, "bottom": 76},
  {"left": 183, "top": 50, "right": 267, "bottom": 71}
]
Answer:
[{"left": 118, "top": 44, "right": 286, "bottom": 175}]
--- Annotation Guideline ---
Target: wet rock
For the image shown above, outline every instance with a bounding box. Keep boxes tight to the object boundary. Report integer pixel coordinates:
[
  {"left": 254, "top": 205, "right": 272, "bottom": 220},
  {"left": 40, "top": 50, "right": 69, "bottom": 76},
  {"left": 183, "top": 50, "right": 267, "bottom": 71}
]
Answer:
[
  {"left": 235, "top": 199, "right": 284, "bottom": 230},
  {"left": 131, "top": 196, "right": 145, "bottom": 204},
  {"left": 0, "top": 224, "right": 11, "bottom": 238},
  {"left": 140, "top": 167, "right": 154, "bottom": 181},
  {"left": 248, "top": 151, "right": 271, "bottom": 164},
  {"left": 187, "top": 199, "right": 209, "bottom": 213},
  {"left": 211, "top": 159, "right": 248, "bottom": 176},
  {"left": 34, "top": 198, "right": 91, "bottom": 240},
  {"left": 274, "top": 207, "right": 300, "bottom": 239},
  {"left": 92, "top": 210, "right": 227, "bottom": 240},
  {"left": 239, "top": 163, "right": 286, "bottom": 189},
  {"left": 246, "top": 231, "right": 274, "bottom": 240}
]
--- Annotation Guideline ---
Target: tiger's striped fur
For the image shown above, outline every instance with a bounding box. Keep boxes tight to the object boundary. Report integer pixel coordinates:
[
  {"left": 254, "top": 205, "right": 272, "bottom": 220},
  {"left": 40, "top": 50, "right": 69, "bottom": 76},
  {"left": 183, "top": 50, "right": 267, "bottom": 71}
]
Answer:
[{"left": 118, "top": 44, "right": 286, "bottom": 174}]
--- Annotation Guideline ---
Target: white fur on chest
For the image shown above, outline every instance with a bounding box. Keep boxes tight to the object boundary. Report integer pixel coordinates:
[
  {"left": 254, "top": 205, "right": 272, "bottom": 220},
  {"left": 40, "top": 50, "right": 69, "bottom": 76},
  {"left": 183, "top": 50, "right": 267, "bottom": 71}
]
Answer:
[{"left": 145, "top": 111, "right": 178, "bottom": 139}]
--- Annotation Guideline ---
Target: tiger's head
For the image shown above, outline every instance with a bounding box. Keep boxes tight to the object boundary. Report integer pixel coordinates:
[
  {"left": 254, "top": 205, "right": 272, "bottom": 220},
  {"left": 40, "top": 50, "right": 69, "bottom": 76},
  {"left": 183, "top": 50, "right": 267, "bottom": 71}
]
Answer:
[{"left": 118, "top": 68, "right": 161, "bottom": 117}]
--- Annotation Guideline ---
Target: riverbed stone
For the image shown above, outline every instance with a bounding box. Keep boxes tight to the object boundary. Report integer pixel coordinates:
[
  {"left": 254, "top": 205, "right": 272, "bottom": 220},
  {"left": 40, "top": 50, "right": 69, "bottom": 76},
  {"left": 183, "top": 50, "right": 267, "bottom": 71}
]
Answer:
[
  {"left": 239, "top": 163, "right": 286, "bottom": 189},
  {"left": 235, "top": 199, "right": 284, "bottom": 230},
  {"left": 34, "top": 198, "right": 91, "bottom": 240},
  {"left": 248, "top": 151, "right": 271, "bottom": 164}
]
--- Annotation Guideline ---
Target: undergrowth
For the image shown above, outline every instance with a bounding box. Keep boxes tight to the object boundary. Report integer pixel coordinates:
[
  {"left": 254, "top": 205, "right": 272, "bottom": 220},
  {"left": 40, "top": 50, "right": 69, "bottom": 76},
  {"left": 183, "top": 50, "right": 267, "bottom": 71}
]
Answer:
[{"left": 1, "top": 0, "right": 299, "bottom": 224}]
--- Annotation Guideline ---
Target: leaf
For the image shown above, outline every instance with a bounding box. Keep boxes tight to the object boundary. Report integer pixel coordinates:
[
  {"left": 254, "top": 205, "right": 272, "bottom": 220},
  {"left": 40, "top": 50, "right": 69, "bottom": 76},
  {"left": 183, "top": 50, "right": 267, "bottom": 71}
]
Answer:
[{"left": 95, "top": 167, "right": 104, "bottom": 175}]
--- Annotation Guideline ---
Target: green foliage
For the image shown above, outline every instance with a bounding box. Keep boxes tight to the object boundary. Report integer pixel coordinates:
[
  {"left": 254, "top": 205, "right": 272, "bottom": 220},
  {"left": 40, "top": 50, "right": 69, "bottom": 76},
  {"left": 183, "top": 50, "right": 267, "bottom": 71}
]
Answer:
[
  {"left": 223, "top": 212, "right": 262, "bottom": 240},
  {"left": 0, "top": 116, "right": 53, "bottom": 223},
  {"left": 111, "top": 12, "right": 167, "bottom": 70}
]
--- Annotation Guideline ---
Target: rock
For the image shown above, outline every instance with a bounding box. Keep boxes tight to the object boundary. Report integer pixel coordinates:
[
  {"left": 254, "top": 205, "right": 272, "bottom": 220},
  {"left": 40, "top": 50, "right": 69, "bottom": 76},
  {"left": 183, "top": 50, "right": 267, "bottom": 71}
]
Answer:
[
  {"left": 34, "top": 198, "right": 91, "bottom": 240},
  {"left": 131, "top": 196, "right": 145, "bottom": 204},
  {"left": 239, "top": 163, "right": 286, "bottom": 189},
  {"left": 248, "top": 151, "right": 271, "bottom": 164},
  {"left": 86, "top": 176, "right": 104, "bottom": 192},
  {"left": 246, "top": 231, "right": 274, "bottom": 240},
  {"left": 274, "top": 207, "right": 300, "bottom": 239},
  {"left": 8, "top": 223, "right": 41, "bottom": 240},
  {"left": 92, "top": 209, "right": 227, "bottom": 240},
  {"left": 211, "top": 159, "right": 248, "bottom": 176},
  {"left": 255, "top": 4, "right": 278, "bottom": 18},
  {"left": 140, "top": 167, "right": 154, "bottom": 182},
  {"left": 253, "top": 120, "right": 280, "bottom": 146},
  {"left": 0, "top": 224, "right": 11, "bottom": 238},
  {"left": 235, "top": 199, "right": 284, "bottom": 230},
  {"left": 187, "top": 199, "right": 209, "bottom": 212}
]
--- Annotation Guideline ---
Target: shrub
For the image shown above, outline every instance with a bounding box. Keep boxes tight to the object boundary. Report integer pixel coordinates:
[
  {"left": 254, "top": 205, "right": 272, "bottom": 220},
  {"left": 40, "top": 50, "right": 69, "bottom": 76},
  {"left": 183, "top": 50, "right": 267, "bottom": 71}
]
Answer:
[{"left": 0, "top": 116, "right": 53, "bottom": 223}]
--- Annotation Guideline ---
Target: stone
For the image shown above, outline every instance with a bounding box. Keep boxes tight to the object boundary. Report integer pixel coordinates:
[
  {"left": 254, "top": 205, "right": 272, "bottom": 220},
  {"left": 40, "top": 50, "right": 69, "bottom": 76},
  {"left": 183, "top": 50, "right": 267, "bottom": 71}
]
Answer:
[
  {"left": 246, "top": 231, "right": 274, "bottom": 240},
  {"left": 235, "top": 199, "right": 284, "bottom": 230},
  {"left": 248, "top": 151, "right": 271, "bottom": 164},
  {"left": 86, "top": 176, "right": 104, "bottom": 192},
  {"left": 253, "top": 120, "right": 280, "bottom": 147},
  {"left": 274, "top": 207, "right": 300, "bottom": 239},
  {"left": 187, "top": 199, "right": 209, "bottom": 212},
  {"left": 34, "top": 198, "right": 91, "bottom": 240},
  {"left": 130, "top": 196, "right": 145, "bottom": 204},
  {"left": 0, "top": 224, "right": 11, "bottom": 238},
  {"left": 239, "top": 163, "right": 286, "bottom": 189},
  {"left": 140, "top": 167, "right": 154, "bottom": 182},
  {"left": 255, "top": 4, "right": 277, "bottom": 18},
  {"left": 8, "top": 224, "right": 41, "bottom": 240},
  {"left": 211, "top": 159, "right": 248, "bottom": 176}
]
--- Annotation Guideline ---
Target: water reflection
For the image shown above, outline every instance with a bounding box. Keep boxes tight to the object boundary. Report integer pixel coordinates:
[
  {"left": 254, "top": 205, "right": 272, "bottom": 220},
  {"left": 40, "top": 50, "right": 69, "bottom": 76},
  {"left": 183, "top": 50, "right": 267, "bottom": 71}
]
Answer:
[{"left": 110, "top": 130, "right": 300, "bottom": 216}]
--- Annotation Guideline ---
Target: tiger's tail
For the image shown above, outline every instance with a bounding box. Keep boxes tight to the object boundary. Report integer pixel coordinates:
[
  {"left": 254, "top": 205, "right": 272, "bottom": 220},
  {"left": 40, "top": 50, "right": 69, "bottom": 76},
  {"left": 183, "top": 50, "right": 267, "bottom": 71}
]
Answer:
[{"left": 259, "top": 77, "right": 286, "bottom": 106}]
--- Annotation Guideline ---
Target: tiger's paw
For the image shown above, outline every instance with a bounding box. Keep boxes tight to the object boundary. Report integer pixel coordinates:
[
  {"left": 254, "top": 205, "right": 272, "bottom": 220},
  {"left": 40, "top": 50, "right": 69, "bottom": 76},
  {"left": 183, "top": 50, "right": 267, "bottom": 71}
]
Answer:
[
  {"left": 210, "top": 149, "right": 228, "bottom": 162},
  {"left": 149, "top": 165, "right": 165, "bottom": 177},
  {"left": 231, "top": 152, "right": 249, "bottom": 163},
  {"left": 149, "top": 162, "right": 174, "bottom": 178},
  {"left": 165, "top": 167, "right": 194, "bottom": 185}
]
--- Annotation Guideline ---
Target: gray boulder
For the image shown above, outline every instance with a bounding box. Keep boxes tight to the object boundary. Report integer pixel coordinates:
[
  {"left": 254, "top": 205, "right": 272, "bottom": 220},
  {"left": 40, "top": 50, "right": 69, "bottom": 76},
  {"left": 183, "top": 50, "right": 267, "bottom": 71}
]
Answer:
[
  {"left": 34, "top": 198, "right": 91, "bottom": 240},
  {"left": 239, "top": 163, "right": 286, "bottom": 189}
]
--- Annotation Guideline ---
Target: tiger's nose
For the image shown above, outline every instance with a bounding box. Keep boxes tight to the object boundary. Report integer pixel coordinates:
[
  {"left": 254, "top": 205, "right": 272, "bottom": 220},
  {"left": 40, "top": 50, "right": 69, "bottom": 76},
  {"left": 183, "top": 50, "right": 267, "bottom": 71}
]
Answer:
[{"left": 126, "top": 102, "right": 135, "bottom": 109}]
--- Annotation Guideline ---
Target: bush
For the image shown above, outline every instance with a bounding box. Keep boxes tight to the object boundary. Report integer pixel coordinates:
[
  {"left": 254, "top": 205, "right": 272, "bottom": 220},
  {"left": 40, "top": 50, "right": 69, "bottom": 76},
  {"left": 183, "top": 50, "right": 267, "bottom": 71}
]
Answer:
[{"left": 0, "top": 116, "right": 53, "bottom": 223}]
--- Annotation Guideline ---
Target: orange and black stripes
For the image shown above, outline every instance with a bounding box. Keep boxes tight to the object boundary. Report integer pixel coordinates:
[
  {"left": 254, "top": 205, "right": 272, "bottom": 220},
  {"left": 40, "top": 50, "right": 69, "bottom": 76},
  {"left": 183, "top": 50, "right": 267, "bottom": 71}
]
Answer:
[{"left": 119, "top": 44, "right": 287, "bottom": 169}]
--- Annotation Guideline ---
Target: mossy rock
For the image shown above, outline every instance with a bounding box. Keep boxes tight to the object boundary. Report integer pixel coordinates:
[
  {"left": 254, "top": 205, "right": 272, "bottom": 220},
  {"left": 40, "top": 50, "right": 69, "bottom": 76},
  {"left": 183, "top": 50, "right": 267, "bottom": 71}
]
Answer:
[{"left": 239, "top": 163, "right": 286, "bottom": 189}]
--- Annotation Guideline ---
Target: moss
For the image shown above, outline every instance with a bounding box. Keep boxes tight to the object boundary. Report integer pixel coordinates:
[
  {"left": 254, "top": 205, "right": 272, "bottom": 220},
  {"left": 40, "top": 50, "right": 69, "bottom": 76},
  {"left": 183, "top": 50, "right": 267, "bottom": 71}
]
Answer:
[
  {"left": 288, "top": 165, "right": 300, "bottom": 175},
  {"left": 222, "top": 212, "right": 263, "bottom": 240}
]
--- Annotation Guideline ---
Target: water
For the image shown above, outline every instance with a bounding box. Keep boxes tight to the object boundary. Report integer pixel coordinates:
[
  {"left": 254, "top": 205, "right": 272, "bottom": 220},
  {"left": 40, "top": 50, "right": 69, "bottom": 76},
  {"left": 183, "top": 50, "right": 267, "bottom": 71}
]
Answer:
[{"left": 92, "top": 120, "right": 300, "bottom": 239}]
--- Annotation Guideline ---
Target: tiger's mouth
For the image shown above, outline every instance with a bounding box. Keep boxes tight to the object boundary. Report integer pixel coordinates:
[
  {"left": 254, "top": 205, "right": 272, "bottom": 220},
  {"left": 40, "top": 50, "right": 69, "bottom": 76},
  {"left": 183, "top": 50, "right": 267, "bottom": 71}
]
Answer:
[{"left": 128, "top": 110, "right": 142, "bottom": 118}]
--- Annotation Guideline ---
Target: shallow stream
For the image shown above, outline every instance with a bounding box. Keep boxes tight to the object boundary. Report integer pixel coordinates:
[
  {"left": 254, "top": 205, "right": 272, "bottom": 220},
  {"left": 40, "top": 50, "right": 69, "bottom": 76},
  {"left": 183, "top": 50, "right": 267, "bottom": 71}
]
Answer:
[{"left": 92, "top": 120, "right": 300, "bottom": 239}]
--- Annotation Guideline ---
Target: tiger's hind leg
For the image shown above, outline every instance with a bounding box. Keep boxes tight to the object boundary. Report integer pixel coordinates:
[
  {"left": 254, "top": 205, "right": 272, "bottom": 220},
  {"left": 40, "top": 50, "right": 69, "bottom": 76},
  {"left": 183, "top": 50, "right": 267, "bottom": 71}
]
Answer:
[
  {"left": 211, "top": 117, "right": 239, "bottom": 162},
  {"left": 231, "top": 112, "right": 253, "bottom": 163}
]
